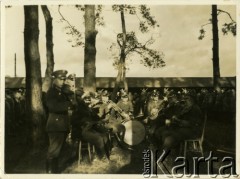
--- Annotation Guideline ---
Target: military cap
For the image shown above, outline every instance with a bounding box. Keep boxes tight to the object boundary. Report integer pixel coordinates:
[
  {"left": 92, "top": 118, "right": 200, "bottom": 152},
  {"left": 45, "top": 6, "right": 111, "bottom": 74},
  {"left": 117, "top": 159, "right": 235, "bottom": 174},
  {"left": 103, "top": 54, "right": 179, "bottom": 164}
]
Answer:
[
  {"left": 89, "top": 92, "right": 100, "bottom": 99},
  {"left": 12, "top": 88, "right": 24, "bottom": 94},
  {"left": 151, "top": 90, "right": 159, "bottom": 97},
  {"left": 120, "top": 90, "right": 128, "bottom": 98},
  {"left": 67, "top": 73, "right": 76, "bottom": 81},
  {"left": 102, "top": 90, "right": 110, "bottom": 97},
  {"left": 167, "top": 90, "right": 177, "bottom": 98},
  {"left": 182, "top": 93, "right": 195, "bottom": 101},
  {"left": 51, "top": 70, "right": 68, "bottom": 79}
]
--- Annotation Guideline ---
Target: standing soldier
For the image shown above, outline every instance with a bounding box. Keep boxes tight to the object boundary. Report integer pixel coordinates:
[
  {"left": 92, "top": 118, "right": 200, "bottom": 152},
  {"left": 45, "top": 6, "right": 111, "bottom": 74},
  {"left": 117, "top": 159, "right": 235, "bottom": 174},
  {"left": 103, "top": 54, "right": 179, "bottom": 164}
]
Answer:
[{"left": 45, "top": 70, "right": 74, "bottom": 173}]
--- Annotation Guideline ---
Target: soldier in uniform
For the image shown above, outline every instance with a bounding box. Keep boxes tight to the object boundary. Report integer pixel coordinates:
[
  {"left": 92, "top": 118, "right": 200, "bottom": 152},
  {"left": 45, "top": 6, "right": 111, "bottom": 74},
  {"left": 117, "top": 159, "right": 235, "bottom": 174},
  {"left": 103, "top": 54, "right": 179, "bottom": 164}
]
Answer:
[
  {"left": 45, "top": 70, "right": 74, "bottom": 173},
  {"left": 98, "top": 90, "right": 126, "bottom": 145},
  {"left": 154, "top": 92, "right": 203, "bottom": 163},
  {"left": 143, "top": 90, "right": 166, "bottom": 145},
  {"left": 71, "top": 91, "right": 111, "bottom": 161},
  {"left": 116, "top": 91, "right": 134, "bottom": 121}
]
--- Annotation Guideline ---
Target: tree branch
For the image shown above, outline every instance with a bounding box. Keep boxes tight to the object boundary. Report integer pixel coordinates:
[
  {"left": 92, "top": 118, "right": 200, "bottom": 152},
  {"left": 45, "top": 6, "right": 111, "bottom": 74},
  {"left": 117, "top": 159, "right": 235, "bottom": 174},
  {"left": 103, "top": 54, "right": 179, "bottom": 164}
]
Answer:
[
  {"left": 217, "top": 9, "right": 236, "bottom": 22},
  {"left": 125, "top": 35, "right": 153, "bottom": 55},
  {"left": 58, "top": 5, "right": 76, "bottom": 30},
  {"left": 201, "top": 22, "right": 212, "bottom": 28}
]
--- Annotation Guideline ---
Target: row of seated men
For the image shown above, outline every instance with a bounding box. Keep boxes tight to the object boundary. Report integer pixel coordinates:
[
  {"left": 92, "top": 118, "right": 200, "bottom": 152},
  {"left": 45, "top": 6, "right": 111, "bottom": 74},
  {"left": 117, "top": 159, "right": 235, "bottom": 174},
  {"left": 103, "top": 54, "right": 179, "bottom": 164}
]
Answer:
[
  {"left": 70, "top": 89, "right": 134, "bottom": 160},
  {"left": 70, "top": 87, "right": 203, "bottom": 157},
  {"left": 38, "top": 70, "right": 203, "bottom": 173}
]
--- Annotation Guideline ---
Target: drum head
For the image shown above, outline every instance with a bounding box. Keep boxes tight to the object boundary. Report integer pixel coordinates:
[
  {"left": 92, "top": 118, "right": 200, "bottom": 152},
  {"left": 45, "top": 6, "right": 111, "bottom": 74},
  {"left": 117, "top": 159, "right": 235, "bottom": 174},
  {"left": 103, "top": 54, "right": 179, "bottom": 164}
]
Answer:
[{"left": 123, "top": 120, "right": 145, "bottom": 146}]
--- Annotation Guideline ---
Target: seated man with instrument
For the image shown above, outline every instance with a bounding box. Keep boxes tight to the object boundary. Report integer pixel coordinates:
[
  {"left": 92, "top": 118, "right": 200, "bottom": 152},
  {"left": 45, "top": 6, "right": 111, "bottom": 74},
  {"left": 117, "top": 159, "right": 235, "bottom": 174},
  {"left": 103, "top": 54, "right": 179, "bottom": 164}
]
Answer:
[
  {"left": 144, "top": 90, "right": 166, "bottom": 139},
  {"left": 97, "top": 90, "right": 126, "bottom": 143},
  {"left": 71, "top": 91, "right": 111, "bottom": 161},
  {"left": 116, "top": 91, "right": 134, "bottom": 122},
  {"left": 154, "top": 92, "right": 203, "bottom": 163}
]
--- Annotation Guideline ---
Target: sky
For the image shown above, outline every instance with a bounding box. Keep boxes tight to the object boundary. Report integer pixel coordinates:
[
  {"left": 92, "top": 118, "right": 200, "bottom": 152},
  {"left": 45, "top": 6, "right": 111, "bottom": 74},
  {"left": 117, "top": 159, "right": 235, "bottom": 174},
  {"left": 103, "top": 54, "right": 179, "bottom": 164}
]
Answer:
[{"left": 3, "top": 3, "right": 237, "bottom": 77}]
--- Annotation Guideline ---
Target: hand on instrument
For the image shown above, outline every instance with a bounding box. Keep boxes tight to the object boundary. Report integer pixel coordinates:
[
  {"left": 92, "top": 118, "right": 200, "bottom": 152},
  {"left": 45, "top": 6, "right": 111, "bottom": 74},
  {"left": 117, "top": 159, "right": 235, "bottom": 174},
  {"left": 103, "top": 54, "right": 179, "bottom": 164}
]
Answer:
[
  {"left": 107, "top": 103, "right": 113, "bottom": 109},
  {"left": 150, "top": 108, "right": 158, "bottom": 116},
  {"left": 143, "top": 118, "right": 149, "bottom": 124},
  {"left": 123, "top": 113, "right": 130, "bottom": 120}
]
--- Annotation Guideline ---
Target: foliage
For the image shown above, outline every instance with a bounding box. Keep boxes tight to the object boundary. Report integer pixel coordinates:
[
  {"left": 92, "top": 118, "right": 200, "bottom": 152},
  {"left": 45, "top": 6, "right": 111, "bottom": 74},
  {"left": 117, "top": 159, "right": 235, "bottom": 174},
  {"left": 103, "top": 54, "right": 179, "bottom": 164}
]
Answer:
[
  {"left": 110, "top": 5, "right": 165, "bottom": 70},
  {"left": 198, "top": 28, "right": 206, "bottom": 40},
  {"left": 110, "top": 32, "right": 165, "bottom": 70},
  {"left": 58, "top": 5, "right": 84, "bottom": 47},
  {"left": 139, "top": 5, "right": 159, "bottom": 33},
  {"left": 198, "top": 9, "right": 236, "bottom": 40},
  {"left": 59, "top": 5, "right": 104, "bottom": 47},
  {"left": 112, "top": 5, "right": 158, "bottom": 33},
  {"left": 95, "top": 5, "right": 105, "bottom": 26},
  {"left": 222, "top": 22, "right": 236, "bottom": 36}
]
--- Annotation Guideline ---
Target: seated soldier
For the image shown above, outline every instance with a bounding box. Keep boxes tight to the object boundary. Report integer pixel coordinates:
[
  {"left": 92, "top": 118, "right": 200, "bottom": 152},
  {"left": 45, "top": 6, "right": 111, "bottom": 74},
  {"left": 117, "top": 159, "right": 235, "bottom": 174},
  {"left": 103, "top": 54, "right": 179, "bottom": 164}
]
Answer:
[
  {"left": 97, "top": 90, "right": 126, "bottom": 144},
  {"left": 116, "top": 91, "right": 134, "bottom": 121},
  {"left": 154, "top": 92, "right": 203, "bottom": 164},
  {"left": 144, "top": 90, "right": 166, "bottom": 136},
  {"left": 71, "top": 91, "right": 110, "bottom": 161}
]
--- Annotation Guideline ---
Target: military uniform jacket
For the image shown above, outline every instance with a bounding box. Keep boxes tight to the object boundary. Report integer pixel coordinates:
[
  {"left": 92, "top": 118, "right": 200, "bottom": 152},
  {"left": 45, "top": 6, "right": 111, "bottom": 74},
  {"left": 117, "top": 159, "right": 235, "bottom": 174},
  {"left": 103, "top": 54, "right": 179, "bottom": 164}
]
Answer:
[{"left": 46, "top": 86, "right": 72, "bottom": 132}]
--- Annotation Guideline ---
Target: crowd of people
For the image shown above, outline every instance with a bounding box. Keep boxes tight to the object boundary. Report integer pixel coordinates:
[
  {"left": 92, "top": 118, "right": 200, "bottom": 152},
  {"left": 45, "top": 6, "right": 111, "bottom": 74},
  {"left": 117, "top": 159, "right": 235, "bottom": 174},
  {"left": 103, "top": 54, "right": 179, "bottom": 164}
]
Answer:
[{"left": 5, "top": 70, "right": 236, "bottom": 173}]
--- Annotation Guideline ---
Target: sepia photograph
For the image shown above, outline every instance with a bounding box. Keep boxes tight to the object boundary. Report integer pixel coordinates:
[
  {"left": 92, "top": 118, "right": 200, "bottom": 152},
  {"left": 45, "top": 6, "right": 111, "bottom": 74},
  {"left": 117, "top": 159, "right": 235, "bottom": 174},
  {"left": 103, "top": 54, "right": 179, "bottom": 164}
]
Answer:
[{"left": 1, "top": 0, "right": 238, "bottom": 178}]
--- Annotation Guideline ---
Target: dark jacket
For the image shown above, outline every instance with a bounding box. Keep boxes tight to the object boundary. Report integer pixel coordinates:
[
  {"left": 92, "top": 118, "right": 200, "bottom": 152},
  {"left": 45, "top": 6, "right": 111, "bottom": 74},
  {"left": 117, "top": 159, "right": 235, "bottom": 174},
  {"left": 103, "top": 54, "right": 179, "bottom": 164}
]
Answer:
[{"left": 45, "top": 86, "right": 72, "bottom": 132}]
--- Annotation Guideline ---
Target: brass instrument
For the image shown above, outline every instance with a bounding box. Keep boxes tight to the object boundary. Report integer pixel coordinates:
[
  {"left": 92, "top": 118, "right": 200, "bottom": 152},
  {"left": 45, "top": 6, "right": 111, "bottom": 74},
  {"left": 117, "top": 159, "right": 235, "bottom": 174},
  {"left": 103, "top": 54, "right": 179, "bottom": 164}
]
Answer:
[{"left": 107, "top": 100, "right": 132, "bottom": 122}]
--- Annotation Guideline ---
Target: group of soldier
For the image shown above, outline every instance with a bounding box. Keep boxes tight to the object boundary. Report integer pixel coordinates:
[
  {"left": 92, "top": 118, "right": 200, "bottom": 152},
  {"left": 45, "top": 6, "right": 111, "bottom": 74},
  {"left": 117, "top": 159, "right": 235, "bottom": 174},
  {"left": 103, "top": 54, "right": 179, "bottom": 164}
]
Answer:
[
  {"left": 44, "top": 70, "right": 137, "bottom": 173},
  {"left": 5, "top": 69, "right": 236, "bottom": 173}
]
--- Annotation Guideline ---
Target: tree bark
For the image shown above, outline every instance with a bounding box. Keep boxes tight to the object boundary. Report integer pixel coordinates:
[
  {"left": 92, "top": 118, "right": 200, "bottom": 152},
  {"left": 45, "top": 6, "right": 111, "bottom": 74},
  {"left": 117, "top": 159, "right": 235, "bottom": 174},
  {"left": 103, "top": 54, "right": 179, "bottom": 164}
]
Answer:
[
  {"left": 84, "top": 5, "right": 97, "bottom": 92},
  {"left": 24, "top": 5, "right": 46, "bottom": 152},
  {"left": 212, "top": 5, "right": 221, "bottom": 91},
  {"left": 41, "top": 5, "right": 55, "bottom": 93},
  {"left": 111, "top": 9, "right": 128, "bottom": 101}
]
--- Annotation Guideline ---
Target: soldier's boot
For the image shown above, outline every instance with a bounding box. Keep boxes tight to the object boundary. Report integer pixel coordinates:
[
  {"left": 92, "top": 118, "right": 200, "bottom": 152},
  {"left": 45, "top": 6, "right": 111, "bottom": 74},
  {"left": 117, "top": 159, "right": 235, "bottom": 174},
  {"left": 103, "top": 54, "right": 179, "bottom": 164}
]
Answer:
[{"left": 46, "top": 158, "right": 54, "bottom": 174}]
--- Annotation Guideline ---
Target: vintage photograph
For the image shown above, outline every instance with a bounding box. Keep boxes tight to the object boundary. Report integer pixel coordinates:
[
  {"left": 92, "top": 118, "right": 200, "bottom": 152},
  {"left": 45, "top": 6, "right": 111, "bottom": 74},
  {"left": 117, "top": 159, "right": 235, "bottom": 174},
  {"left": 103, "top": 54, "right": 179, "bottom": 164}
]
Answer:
[{"left": 1, "top": 0, "right": 238, "bottom": 177}]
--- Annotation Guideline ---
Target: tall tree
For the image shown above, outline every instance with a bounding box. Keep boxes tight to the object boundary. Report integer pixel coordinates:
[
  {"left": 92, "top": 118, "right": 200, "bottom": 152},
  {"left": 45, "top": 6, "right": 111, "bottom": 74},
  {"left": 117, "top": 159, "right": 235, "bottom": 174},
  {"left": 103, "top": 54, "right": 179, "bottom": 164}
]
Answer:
[
  {"left": 212, "top": 5, "right": 220, "bottom": 90},
  {"left": 199, "top": 5, "right": 236, "bottom": 90},
  {"left": 58, "top": 5, "right": 104, "bottom": 92},
  {"left": 24, "top": 5, "right": 46, "bottom": 151},
  {"left": 84, "top": 5, "right": 97, "bottom": 92},
  {"left": 110, "top": 5, "right": 165, "bottom": 101},
  {"left": 41, "top": 5, "right": 55, "bottom": 93}
]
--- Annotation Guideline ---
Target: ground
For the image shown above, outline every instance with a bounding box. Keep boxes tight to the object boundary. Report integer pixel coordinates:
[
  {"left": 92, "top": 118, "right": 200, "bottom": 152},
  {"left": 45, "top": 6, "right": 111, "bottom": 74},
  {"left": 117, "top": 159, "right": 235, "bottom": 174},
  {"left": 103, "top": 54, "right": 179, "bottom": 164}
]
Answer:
[{"left": 5, "top": 114, "right": 236, "bottom": 175}]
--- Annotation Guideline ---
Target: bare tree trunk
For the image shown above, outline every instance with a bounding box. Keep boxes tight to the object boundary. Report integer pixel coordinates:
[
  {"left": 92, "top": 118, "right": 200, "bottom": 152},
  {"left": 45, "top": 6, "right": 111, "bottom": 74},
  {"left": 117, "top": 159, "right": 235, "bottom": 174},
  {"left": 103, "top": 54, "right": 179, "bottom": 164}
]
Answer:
[
  {"left": 41, "top": 5, "right": 54, "bottom": 93},
  {"left": 212, "top": 5, "right": 221, "bottom": 91},
  {"left": 24, "top": 5, "right": 46, "bottom": 152},
  {"left": 84, "top": 5, "right": 97, "bottom": 93},
  {"left": 111, "top": 9, "right": 128, "bottom": 101}
]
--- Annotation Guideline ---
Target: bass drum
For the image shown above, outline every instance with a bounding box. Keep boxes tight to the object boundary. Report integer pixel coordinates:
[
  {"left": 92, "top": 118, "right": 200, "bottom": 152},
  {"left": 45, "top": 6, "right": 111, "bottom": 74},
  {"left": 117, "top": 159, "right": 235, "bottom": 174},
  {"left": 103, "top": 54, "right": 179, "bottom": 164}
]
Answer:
[{"left": 122, "top": 120, "right": 146, "bottom": 146}]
